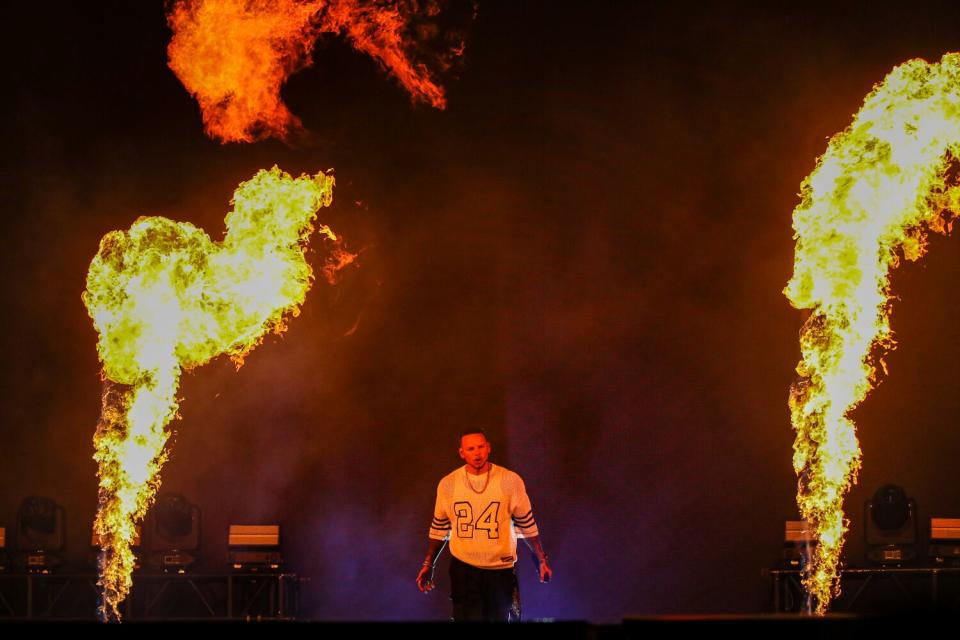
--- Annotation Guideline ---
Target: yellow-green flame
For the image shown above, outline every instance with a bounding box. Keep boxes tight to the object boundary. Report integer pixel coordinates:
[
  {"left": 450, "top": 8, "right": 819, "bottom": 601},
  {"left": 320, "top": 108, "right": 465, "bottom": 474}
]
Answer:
[
  {"left": 786, "top": 54, "right": 960, "bottom": 613},
  {"left": 83, "top": 166, "right": 335, "bottom": 621}
]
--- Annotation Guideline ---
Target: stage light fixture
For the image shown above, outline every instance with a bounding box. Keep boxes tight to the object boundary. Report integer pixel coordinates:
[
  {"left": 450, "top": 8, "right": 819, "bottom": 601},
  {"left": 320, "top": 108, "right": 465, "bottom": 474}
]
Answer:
[
  {"left": 865, "top": 484, "right": 917, "bottom": 565},
  {"left": 16, "top": 496, "right": 65, "bottom": 572},
  {"left": 227, "top": 524, "right": 282, "bottom": 572},
  {"left": 147, "top": 493, "right": 200, "bottom": 573},
  {"left": 929, "top": 518, "right": 960, "bottom": 564},
  {"left": 782, "top": 520, "right": 816, "bottom": 568}
]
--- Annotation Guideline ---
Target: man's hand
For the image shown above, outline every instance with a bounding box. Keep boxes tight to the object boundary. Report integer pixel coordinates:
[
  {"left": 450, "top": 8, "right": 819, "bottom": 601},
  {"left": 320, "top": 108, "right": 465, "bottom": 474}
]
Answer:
[
  {"left": 416, "top": 539, "right": 445, "bottom": 592},
  {"left": 539, "top": 558, "right": 553, "bottom": 583},
  {"left": 416, "top": 563, "right": 435, "bottom": 592},
  {"left": 522, "top": 535, "right": 552, "bottom": 583}
]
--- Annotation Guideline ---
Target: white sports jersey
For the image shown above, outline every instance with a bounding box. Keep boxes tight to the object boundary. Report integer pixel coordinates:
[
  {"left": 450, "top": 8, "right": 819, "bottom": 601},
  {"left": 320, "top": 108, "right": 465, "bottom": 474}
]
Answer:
[{"left": 428, "top": 464, "right": 539, "bottom": 569}]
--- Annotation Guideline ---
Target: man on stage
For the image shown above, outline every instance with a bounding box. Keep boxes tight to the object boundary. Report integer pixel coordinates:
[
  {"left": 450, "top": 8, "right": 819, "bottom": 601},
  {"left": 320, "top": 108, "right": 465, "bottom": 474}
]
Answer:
[{"left": 415, "top": 429, "right": 552, "bottom": 621}]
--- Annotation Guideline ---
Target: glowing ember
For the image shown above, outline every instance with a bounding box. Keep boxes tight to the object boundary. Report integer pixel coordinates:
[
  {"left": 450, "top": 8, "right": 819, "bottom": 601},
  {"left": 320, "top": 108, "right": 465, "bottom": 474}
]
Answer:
[
  {"left": 785, "top": 53, "right": 960, "bottom": 613},
  {"left": 83, "top": 166, "right": 338, "bottom": 621},
  {"left": 167, "top": 0, "right": 455, "bottom": 143}
]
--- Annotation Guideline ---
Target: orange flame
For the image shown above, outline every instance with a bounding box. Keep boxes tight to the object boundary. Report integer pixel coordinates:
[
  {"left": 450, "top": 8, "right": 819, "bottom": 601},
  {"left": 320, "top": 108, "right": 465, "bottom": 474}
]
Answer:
[
  {"left": 785, "top": 54, "right": 960, "bottom": 613},
  {"left": 320, "top": 233, "right": 359, "bottom": 285},
  {"left": 84, "top": 167, "right": 336, "bottom": 621},
  {"left": 167, "top": 0, "right": 457, "bottom": 143}
]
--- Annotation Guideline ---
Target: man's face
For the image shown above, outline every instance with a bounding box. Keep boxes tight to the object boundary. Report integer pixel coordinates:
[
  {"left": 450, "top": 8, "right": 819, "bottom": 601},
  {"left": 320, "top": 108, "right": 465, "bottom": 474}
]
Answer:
[{"left": 459, "top": 433, "right": 491, "bottom": 471}]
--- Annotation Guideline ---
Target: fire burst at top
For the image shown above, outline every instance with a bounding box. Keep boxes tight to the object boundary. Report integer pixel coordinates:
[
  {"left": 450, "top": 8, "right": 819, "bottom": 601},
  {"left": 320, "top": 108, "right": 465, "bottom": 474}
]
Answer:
[
  {"left": 167, "top": 0, "right": 459, "bottom": 143},
  {"left": 785, "top": 53, "right": 960, "bottom": 613},
  {"left": 83, "top": 166, "right": 341, "bottom": 621}
]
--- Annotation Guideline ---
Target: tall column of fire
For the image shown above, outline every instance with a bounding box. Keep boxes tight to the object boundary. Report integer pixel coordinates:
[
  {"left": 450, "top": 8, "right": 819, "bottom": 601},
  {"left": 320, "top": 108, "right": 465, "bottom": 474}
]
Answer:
[
  {"left": 83, "top": 167, "right": 336, "bottom": 621},
  {"left": 786, "top": 54, "right": 960, "bottom": 613}
]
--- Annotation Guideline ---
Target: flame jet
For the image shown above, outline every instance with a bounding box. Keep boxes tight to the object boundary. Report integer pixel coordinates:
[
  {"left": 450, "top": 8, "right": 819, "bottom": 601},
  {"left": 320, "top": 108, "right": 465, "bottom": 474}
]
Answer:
[
  {"left": 83, "top": 167, "right": 336, "bottom": 621},
  {"left": 167, "top": 0, "right": 455, "bottom": 143},
  {"left": 785, "top": 53, "right": 960, "bottom": 613}
]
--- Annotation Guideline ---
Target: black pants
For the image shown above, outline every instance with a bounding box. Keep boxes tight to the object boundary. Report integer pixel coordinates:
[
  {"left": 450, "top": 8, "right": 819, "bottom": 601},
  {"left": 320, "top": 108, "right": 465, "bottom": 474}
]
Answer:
[{"left": 449, "top": 556, "right": 520, "bottom": 622}]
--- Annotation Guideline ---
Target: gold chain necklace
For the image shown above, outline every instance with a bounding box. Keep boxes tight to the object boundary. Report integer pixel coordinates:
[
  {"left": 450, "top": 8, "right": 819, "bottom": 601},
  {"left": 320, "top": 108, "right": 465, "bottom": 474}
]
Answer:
[{"left": 464, "top": 465, "right": 492, "bottom": 494}]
